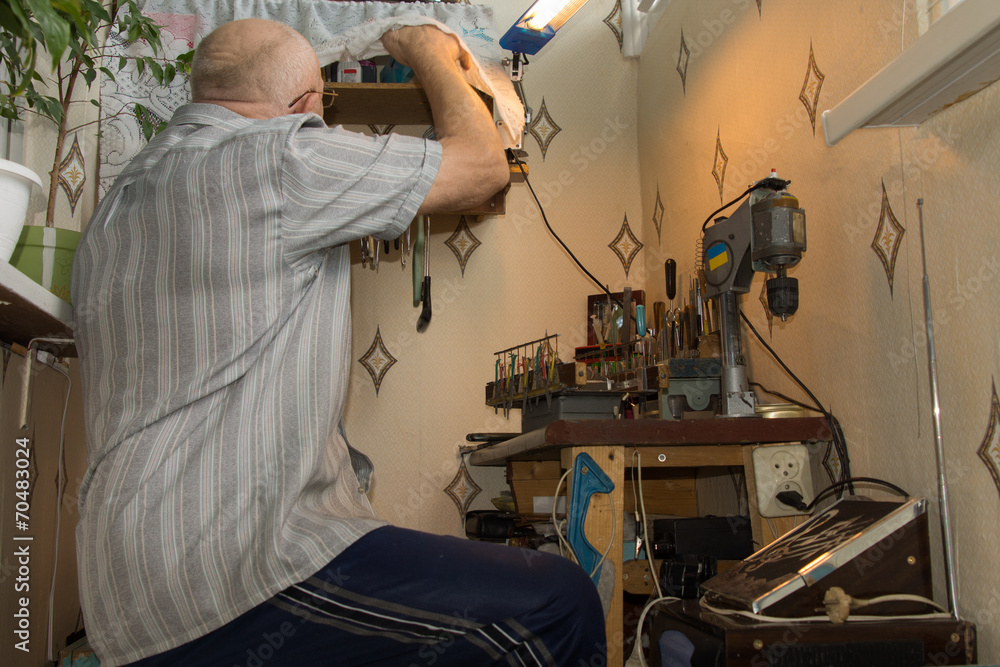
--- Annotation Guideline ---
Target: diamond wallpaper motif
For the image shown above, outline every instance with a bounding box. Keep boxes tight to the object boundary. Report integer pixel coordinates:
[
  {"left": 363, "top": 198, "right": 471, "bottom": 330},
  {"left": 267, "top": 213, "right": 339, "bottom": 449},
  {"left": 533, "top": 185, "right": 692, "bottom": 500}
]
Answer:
[
  {"left": 609, "top": 213, "right": 643, "bottom": 278},
  {"left": 872, "top": 180, "right": 906, "bottom": 297},
  {"left": 977, "top": 380, "right": 1000, "bottom": 501},
  {"left": 677, "top": 30, "right": 691, "bottom": 94},
  {"left": 712, "top": 129, "right": 728, "bottom": 204},
  {"left": 652, "top": 186, "right": 664, "bottom": 245},
  {"left": 799, "top": 42, "right": 825, "bottom": 135},
  {"left": 58, "top": 133, "right": 87, "bottom": 214},
  {"left": 444, "top": 456, "right": 482, "bottom": 518},
  {"left": 445, "top": 216, "right": 481, "bottom": 277},
  {"left": 357, "top": 326, "right": 397, "bottom": 396},
  {"left": 527, "top": 98, "right": 562, "bottom": 161},
  {"left": 604, "top": 0, "right": 624, "bottom": 51}
]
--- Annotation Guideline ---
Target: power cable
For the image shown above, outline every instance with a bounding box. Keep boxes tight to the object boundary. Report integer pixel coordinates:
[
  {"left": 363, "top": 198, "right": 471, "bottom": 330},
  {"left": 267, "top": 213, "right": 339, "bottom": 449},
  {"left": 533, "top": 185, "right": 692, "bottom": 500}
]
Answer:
[
  {"left": 510, "top": 151, "right": 632, "bottom": 320},
  {"left": 700, "top": 184, "right": 759, "bottom": 233},
  {"left": 740, "top": 311, "right": 855, "bottom": 494}
]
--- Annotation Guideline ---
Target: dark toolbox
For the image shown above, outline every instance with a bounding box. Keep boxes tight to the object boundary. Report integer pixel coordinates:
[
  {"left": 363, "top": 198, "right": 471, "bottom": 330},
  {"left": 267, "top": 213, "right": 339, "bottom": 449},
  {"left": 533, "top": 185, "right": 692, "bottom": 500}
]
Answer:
[
  {"left": 647, "top": 599, "right": 976, "bottom": 667},
  {"left": 652, "top": 515, "right": 753, "bottom": 561}
]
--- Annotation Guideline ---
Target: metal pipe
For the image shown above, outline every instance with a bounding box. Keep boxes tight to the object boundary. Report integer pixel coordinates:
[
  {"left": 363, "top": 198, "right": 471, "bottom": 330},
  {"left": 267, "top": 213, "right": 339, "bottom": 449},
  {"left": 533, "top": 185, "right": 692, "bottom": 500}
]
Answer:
[
  {"left": 917, "top": 198, "right": 959, "bottom": 620},
  {"left": 719, "top": 292, "right": 742, "bottom": 368},
  {"left": 718, "top": 292, "right": 754, "bottom": 416}
]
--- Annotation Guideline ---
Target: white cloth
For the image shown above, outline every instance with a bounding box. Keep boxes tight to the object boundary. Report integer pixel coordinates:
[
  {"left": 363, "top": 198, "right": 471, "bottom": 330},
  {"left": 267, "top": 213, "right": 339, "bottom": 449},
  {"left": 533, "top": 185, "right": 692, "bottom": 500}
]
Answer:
[{"left": 99, "top": 0, "right": 522, "bottom": 197}]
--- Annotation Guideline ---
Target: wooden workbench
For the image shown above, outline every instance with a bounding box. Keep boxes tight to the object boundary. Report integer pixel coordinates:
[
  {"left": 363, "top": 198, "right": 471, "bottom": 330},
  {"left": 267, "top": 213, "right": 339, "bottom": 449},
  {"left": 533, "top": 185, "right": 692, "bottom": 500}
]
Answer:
[{"left": 469, "top": 417, "right": 833, "bottom": 667}]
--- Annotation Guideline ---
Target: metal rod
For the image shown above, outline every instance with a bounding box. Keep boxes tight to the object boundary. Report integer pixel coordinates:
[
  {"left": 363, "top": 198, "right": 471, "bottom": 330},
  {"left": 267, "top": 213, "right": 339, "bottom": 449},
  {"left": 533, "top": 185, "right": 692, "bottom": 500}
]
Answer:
[
  {"left": 719, "top": 292, "right": 742, "bottom": 368},
  {"left": 917, "top": 198, "right": 959, "bottom": 620},
  {"left": 493, "top": 333, "right": 559, "bottom": 357},
  {"left": 19, "top": 337, "right": 75, "bottom": 430}
]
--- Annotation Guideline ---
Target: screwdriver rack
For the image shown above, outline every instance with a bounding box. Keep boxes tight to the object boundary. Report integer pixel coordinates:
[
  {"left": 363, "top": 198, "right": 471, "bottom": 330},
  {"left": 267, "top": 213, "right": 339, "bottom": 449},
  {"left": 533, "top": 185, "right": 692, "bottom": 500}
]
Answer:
[
  {"left": 485, "top": 334, "right": 585, "bottom": 415},
  {"left": 574, "top": 339, "right": 666, "bottom": 393}
]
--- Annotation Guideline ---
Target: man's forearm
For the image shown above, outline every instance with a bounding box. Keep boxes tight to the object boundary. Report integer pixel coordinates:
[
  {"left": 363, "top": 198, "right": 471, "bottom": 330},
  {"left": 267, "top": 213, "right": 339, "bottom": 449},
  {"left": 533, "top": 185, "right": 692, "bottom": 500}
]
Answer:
[{"left": 399, "top": 33, "right": 509, "bottom": 212}]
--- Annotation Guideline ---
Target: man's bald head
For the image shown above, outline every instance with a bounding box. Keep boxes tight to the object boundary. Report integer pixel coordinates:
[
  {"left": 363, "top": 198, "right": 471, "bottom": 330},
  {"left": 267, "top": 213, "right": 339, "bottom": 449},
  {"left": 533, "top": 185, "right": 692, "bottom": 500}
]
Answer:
[{"left": 191, "top": 19, "right": 321, "bottom": 117}]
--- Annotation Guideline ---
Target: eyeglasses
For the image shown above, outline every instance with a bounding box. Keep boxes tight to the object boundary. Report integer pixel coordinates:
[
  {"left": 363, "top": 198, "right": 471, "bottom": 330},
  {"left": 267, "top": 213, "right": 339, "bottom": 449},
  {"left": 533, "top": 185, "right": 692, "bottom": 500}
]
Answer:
[{"left": 287, "top": 89, "right": 338, "bottom": 109}]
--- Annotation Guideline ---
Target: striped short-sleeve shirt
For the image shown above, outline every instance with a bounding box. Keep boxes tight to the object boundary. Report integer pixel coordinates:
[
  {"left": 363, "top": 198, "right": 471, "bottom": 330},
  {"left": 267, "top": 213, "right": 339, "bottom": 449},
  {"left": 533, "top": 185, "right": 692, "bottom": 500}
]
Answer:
[{"left": 70, "top": 103, "right": 442, "bottom": 665}]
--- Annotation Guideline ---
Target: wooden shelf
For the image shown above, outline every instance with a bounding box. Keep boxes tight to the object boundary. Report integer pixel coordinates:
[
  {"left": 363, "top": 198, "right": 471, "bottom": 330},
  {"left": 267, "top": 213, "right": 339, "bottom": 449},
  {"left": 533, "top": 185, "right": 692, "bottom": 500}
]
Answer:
[
  {"left": 322, "top": 81, "right": 514, "bottom": 217},
  {"left": 323, "top": 82, "right": 434, "bottom": 126},
  {"left": 322, "top": 82, "right": 493, "bottom": 127},
  {"left": 0, "top": 261, "right": 75, "bottom": 356}
]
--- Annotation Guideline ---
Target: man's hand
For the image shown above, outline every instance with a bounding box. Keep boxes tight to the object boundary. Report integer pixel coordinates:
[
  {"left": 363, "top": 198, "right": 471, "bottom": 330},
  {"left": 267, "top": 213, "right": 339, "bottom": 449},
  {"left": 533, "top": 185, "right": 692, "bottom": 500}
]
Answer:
[
  {"left": 381, "top": 25, "right": 471, "bottom": 73},
  {"left": 379, "top": 24, "right": 508, "bottom": 214}
]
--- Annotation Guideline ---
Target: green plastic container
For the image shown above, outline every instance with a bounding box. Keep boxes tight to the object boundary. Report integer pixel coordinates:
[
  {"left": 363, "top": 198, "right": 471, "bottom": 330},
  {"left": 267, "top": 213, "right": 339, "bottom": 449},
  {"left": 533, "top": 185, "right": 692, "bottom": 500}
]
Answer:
[{"left": 9, "top": 225, "right": 83, "bottom": 304}]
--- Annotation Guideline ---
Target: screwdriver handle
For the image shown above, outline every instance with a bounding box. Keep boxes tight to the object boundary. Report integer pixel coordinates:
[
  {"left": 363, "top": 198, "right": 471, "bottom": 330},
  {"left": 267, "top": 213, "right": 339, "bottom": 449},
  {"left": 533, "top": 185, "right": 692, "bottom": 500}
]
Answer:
[
  {"left": 665, "top": 259, "right": 677, "bottom": 301},
  {"left": 417, "top": 276, "right": 432, "bottom": 332}
]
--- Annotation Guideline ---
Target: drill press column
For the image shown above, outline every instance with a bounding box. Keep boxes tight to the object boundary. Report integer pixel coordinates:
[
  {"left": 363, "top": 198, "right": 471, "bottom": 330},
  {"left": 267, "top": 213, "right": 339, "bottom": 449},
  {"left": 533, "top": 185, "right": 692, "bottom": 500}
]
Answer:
[{"left": 719, "top": 291, "right": 755, "bottom": 416}]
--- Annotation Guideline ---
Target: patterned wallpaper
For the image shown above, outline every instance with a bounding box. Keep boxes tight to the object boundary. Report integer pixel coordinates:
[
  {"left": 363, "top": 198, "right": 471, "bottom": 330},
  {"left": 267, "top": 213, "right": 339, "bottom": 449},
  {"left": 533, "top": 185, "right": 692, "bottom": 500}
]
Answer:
[
  {"left": 637, "top": 0, "right": 1000, "bottom": 660},
  {"left": 22, "top": 0, "right": 1000, "bottom": 657},
  {"left": 344, "top": 0, "right": 643, "bottom": 535},
  {"left": 14, "top": 0, "right": 641, "bottom": 542}
]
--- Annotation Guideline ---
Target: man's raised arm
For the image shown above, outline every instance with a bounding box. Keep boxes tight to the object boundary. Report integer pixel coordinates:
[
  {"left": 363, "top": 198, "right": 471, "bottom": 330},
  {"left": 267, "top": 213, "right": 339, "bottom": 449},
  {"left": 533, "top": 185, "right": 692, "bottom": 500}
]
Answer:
[{"left": 381, "top": 26, "right": 510, "bottom": 214}]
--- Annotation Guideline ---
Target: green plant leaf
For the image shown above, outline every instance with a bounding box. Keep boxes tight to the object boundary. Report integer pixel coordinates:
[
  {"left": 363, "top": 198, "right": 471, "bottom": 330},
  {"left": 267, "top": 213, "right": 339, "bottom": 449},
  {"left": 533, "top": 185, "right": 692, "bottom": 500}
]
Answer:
[
  {"left": 0, "top": 1, "right": 29, "bottom": 39},
  {"left": 148, "top": 59, "right": 162, "bottom": 84},
  {"left": 24, "top": 0, "right": 71, "bottom": 63},
  {"left": 163, "top": 63, "right": 175, "bottom": 84}
]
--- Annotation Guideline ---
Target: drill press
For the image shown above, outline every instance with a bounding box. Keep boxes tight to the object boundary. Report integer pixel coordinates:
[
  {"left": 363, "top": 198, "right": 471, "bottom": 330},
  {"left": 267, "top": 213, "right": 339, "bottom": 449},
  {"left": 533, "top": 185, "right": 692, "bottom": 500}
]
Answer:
[{"left": 702, "top": 172, "right": 806, "bottom": 417}]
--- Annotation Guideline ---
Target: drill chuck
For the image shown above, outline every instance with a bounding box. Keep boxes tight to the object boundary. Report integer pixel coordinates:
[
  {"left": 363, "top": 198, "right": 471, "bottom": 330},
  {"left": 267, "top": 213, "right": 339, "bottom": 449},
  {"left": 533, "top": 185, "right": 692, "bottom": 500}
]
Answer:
[{"left": 766, "top": 276, "right": 798, "bottom": 318}]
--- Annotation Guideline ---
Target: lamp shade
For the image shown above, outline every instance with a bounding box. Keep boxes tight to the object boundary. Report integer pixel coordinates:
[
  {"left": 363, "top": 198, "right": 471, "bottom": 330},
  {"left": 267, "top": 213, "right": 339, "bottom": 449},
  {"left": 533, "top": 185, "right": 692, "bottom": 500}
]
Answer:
[{"left": 500, "top": 0, "right": 591, "bottom": 55}]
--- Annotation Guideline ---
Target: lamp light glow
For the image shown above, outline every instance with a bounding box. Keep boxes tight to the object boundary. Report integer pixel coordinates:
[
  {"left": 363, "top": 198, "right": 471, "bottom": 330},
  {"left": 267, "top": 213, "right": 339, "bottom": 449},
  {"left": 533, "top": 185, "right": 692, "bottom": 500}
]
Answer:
[{"left": 500, "top": 0, "right": 592, "bottom": 55}]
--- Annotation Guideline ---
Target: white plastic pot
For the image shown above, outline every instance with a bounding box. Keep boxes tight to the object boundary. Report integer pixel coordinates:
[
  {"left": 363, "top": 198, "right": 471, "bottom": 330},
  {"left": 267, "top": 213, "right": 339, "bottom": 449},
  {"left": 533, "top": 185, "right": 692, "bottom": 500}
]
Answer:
[{"left": 0, "top": 158, "right": 42, "bottom": 262}]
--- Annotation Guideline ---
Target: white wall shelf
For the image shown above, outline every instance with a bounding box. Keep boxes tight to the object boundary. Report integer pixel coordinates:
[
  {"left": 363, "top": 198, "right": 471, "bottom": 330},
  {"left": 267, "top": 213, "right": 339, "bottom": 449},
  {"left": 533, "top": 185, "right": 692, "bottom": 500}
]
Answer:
[
  {"left": 0, "top": 260, "right": 75, "bottom": 355},
  {"left": 822, "top": 0, "right": 1000, "bottom": 146}
]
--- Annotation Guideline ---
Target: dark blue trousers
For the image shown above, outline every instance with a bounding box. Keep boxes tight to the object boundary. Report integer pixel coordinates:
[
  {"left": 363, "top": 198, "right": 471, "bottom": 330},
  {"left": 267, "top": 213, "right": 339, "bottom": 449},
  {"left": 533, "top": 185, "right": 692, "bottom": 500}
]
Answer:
[{"left": 128, "top": 526, "right": 607, "bottom": 666}]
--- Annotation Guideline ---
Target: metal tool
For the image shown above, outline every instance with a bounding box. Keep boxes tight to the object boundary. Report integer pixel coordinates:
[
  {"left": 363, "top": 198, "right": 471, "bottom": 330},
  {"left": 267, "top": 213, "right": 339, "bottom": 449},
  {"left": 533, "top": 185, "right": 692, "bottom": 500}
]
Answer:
[
  {"left": 665, "top": 259, "right": 683, "bottom": 358},
  {"left": 666, "top": 259, "right": 677, "bottom": 308},
  {"left": 400, "top": 224, "right": 410, "bottom": 269},
  {"left": 653, "top": 301, "right": 666, "bottom": 362},
  {"left": 416, "top": 216, "right": 432, "bottom": 332},
  {"left": 412, "top": 217, "right": 424, "bottom": 307},
  {"left": 917, "top": 198, "right": 959, "bottom": 619},
  {"left": 702, "top": 170, "right": 806, "bottom": 416}
]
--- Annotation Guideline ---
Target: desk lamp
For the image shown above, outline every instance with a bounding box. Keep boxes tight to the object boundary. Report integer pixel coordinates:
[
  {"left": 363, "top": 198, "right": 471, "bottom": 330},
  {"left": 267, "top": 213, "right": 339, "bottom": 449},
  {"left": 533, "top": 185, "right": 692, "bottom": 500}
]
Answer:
[
  {"left": 499, "top": 0, "right": 592, "bottom": 55},
  {"left": 499, "top": 0, "right": 593, "bottom": 147}
]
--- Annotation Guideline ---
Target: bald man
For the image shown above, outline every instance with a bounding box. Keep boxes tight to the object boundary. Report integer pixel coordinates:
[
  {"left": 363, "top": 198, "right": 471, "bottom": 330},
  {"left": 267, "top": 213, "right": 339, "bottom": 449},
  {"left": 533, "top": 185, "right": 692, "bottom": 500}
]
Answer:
[{"left": 71, "top": 18, "right": 604, "bottom": 667}]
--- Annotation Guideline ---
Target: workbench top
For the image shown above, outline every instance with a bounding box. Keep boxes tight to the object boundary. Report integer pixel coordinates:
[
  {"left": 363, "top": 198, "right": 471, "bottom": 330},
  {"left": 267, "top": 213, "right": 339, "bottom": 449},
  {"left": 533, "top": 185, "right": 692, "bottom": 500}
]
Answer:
[{"left": 468, "top": 416, "right": 832, "bottom": 466}]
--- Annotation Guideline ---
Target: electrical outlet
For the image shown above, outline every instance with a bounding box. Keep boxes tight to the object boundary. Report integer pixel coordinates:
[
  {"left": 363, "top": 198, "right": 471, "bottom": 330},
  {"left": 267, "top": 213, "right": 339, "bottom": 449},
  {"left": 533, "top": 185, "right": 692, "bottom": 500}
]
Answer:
[{"left": 752, "top": 444, "right": 815, "bottom": 517}]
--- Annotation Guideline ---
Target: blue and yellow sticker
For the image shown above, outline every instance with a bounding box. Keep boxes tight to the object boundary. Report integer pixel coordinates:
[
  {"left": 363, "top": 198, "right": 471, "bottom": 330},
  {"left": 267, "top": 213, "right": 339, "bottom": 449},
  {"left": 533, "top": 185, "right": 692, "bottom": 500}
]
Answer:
[{"left": 707, "top": 242, "right": 728, "bottom": 272}]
